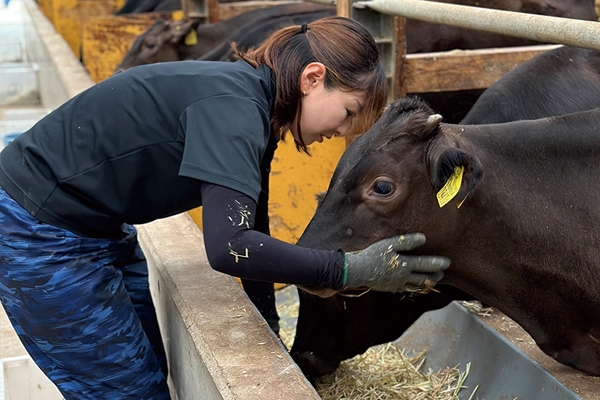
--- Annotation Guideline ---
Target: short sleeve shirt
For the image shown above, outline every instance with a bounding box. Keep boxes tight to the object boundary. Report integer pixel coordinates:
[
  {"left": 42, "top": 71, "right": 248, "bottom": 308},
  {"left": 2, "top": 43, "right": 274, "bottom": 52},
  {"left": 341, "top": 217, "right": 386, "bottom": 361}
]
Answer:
[{"left": 0, "top": 60, "right": 278, "bottom": 237}]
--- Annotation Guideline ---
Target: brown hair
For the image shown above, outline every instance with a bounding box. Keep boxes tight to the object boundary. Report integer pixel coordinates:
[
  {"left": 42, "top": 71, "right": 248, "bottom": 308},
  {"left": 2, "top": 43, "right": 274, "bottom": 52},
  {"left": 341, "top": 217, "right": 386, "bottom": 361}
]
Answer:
[{"left": 234, "top": 17, "right": 387, "bottom": 153}]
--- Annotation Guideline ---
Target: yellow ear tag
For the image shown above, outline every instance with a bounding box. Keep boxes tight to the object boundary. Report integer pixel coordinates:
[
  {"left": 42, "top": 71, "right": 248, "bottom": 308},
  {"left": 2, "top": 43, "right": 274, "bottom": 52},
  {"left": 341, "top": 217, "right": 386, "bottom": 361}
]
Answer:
[
  {"left": 184, "top": 30, "right": 198, "bottom": 46},
  {"left": 436, "top": 166, "right": 464, "bottom": 208}
]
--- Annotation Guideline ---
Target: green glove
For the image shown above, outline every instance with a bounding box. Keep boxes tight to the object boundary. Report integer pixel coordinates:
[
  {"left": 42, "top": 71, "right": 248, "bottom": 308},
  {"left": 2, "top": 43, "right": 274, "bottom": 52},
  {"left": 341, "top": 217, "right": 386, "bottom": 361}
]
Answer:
[{"left": 343, "top": 233, "right": 450, "bottom": 293}]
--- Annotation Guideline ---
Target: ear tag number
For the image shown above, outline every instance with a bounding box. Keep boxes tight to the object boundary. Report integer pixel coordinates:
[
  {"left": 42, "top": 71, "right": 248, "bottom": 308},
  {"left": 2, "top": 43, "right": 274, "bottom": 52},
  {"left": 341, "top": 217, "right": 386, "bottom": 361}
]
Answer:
[
  {"left": 436, "top": 166, "right": 464, "bottom": 208},
  {"left": 185, "top": 30, "right": 198, "bottom": 46}
]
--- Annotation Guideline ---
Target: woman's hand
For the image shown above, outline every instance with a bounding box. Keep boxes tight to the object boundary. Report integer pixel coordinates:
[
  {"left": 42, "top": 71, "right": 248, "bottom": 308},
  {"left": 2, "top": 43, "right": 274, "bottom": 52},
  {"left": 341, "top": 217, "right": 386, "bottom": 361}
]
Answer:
[{"left": 344, "top": 233, "right": 450, "bottom": 293}]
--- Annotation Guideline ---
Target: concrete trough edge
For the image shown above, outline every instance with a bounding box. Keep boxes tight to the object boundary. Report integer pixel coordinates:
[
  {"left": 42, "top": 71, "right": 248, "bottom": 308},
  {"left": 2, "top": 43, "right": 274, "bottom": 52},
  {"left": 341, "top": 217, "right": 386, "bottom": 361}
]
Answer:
[{"left": 137, "top": 213, "right": 320, "bottom": 400}]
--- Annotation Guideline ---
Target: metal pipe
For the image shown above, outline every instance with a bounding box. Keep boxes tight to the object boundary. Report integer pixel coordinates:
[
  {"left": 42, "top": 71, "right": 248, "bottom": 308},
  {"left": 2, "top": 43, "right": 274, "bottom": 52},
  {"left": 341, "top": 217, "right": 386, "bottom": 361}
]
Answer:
[
  {"left": 308, "top": 0, "right": 337, "bottom": 5},
  {"left": 355, "top": 0, "right": 600, "bottom": 51}
]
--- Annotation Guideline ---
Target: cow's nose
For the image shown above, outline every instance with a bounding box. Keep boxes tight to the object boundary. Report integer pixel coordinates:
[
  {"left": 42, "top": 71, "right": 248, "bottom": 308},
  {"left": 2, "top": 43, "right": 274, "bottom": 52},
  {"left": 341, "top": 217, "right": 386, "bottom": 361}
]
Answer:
[{"left": 291, "top": 350, "right": 339, "bottom": 380}]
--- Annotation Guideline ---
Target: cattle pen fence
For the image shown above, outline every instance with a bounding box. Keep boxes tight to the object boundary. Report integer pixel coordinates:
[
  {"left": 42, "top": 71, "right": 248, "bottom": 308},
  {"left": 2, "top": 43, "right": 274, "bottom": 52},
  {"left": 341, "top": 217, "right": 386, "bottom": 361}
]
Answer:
[{"left": 195, "top": 0, "right": 600, "bottom": 103}]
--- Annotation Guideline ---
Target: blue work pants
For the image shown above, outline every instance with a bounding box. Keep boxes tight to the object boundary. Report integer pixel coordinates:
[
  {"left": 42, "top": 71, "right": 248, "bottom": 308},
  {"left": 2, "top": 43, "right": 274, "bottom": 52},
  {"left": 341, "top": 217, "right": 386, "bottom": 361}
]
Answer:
[{"left": 0, "top": 186, "right": 170, "bottom": 399}]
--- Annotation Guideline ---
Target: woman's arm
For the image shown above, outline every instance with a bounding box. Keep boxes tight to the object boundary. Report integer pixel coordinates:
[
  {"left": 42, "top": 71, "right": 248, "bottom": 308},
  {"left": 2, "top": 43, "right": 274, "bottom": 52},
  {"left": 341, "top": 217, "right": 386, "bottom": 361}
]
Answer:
[{"left": 201, "top": 183, "right": 345, "bottom": 289}]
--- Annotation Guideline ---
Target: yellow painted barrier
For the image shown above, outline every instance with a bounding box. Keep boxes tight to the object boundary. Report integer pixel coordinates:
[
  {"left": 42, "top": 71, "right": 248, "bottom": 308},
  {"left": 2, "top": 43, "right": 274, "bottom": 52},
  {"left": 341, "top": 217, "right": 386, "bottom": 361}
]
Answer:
[
  {"left": 81, "top": 12, "right": 183, "bottom": 82},
  {"left": 81, "top": 13, "right": 164, "bottom": 82},
  {"left": 50, "top": 0, "right": 118, "bottom": 58}
]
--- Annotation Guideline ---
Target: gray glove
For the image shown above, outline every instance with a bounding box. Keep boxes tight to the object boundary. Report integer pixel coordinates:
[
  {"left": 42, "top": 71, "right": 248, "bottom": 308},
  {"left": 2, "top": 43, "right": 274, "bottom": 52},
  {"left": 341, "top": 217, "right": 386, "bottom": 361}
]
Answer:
[{"left": 344, "top": 233, "right": 450, "bottom": 293}]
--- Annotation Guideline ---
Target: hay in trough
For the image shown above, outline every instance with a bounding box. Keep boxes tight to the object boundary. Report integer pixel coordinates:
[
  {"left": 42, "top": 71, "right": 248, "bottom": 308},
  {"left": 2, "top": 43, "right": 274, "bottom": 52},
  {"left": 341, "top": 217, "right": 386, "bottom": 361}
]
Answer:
[
  {"left": 275, "top": 287, "right": 477, "bottom": 400},
  {"left": 275, "top": 286, "right": 300, "bottom": 350},
  {"left": 315, "top": 344, "right": 475, "bottom": 400}
]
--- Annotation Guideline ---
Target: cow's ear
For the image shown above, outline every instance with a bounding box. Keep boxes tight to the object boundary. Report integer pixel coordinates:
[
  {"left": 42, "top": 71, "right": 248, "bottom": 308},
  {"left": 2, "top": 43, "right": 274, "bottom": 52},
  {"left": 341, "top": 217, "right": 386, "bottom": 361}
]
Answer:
[
  {"left": 430, "top": 148, "right": 483, "bottom": 208},
  {"left": 169, "top": 19, "right": 201, "bottom": 44}
]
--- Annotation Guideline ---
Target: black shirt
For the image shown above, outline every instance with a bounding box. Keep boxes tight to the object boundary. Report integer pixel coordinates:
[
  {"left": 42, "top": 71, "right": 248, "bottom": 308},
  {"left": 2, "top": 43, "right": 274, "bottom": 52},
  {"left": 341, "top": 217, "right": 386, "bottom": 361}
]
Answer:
[
  {"left": 0, "top": 59, "right": 344, "bottom": 289},
  {"left": 0, "top": 60, "right": 276, "bottom": 237}
]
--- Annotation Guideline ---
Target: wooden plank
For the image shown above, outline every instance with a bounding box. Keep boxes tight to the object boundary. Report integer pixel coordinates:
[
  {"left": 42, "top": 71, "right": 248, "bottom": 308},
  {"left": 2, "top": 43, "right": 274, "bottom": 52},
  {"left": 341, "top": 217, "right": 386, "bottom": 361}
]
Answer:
[
  {"left": 405, "top": 44, "right": 561, "bottom": 93},
  {"left": 215, "top": 0, "right": 297, "bottom": 21}
]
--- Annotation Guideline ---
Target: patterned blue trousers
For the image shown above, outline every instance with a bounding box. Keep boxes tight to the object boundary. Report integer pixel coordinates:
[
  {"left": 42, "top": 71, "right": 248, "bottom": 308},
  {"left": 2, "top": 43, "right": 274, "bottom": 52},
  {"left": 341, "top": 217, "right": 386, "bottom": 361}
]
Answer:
[{"left": 0, "top": 186, "right": 170, "bottom": 399}]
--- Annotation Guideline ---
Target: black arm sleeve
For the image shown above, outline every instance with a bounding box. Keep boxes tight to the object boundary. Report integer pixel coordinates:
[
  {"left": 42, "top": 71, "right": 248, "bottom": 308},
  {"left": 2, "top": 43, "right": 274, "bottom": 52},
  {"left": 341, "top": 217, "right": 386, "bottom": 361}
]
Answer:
[{"left": 200, "top": 183, "right": 345, "bottom": 289}]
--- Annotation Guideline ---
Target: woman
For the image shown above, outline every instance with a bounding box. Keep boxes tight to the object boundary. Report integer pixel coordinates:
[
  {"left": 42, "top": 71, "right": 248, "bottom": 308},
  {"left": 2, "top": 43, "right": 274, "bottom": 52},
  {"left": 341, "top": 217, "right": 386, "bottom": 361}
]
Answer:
[{"left": 0, "top": 17, "right": 449, "bottom": 399}]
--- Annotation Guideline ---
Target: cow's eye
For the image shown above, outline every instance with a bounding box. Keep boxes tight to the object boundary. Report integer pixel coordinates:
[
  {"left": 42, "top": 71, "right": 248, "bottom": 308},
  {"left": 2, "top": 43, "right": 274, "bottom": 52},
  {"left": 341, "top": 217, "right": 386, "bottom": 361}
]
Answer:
[
  {"left": 373, "top": 181, "right": 393, "bottom": 196},
  {"left": 145, "top": 41, "right": 156, "bottom": 49}
]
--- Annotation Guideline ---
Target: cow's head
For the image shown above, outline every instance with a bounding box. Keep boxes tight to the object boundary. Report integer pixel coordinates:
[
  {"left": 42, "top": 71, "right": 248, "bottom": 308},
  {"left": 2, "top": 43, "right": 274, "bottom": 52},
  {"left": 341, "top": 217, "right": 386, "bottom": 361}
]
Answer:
[
  {"left": 297, "top": 96, "right": 483, "bottom": 255},
  {"left": 292, "top": 97, "right": 483, "bottom": 378},
  {"left": 114, "top": 18, "right": 202, "bottom": 74}
]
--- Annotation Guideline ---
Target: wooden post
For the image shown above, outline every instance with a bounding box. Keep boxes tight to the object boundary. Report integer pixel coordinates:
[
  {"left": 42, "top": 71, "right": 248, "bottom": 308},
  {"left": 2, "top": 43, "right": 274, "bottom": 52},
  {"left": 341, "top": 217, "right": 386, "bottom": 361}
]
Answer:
[
  {"left": 337, "top": 0, "right": 351, "bottom": 18},
  {"left": 208, "top": 0, "right": 219, "bottom": 23},
  {"left": 393, "top": 16, "right": 407, "bottom": 100},
  {"left": 181, "top": 0, "right": 189, "bottom": 19}
]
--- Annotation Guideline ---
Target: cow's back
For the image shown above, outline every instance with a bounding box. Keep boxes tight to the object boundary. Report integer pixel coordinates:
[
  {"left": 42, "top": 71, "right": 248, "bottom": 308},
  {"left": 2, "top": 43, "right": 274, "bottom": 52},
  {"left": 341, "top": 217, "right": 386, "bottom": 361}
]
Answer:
[{"left": 461, "top": 47, "right": 600, "bottom": 124}]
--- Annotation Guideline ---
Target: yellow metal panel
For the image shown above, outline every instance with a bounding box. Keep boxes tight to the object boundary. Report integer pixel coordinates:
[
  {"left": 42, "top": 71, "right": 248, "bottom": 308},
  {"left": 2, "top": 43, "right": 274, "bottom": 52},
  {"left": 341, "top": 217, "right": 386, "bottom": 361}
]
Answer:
[
  {"left": 52, "top": 0, "right": 116, "bottom": 58},
  {"left": 81, "top": 12, "right": 183, "bottom": 83},
  {"left": 113, "top": 0, "right": 126, "bottom": 12},
  {"left": 52, "top": 0, "right": 79, "bottom": 55},
  {"left": 269, "top": 136, "right": 346, "bottom": 244},
  {"left": 82, "top": 13, "right": 165, "bottom": 82}
]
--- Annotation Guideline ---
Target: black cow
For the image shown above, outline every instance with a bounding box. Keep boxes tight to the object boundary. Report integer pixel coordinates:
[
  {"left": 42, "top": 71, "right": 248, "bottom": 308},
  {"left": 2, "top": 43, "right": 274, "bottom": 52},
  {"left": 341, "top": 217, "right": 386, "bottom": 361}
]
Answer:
[
  {"left": 404, "top": 0, "right": 596, "bottom": 53},
  {"left": 114, "top": 2, "right": 335, "bottom": 73},
  {"left": 462, "top": 46, "right": 600, "bottom": 124},
  {"left": 198, "top": 7, "right": 335, "bottom": 61},
  {"left": 291, "top": 46, "right": 600, "bottom": 380},
  {"left": 294, "top": 97, "right": 600, "bottom": 377},
  {"left": 115, "top": 0, "right": 181, "bottom": 14}
]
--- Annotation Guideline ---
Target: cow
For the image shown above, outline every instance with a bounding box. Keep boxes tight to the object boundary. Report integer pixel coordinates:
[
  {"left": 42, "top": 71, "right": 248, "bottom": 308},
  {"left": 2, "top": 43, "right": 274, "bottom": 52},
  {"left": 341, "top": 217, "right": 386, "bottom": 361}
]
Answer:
[
  {"left": 403, "top": 0, "right": 597, "bottom": 54},
  {"left": 291, "top": 45, "right": 600, "bottom": 380},
  {"left": 115, "top": 0, "right": 181, "bottom": 14},
  {"left": 461, "top": 46, "right": 600, "bottom": 124},
  {"left": 197, "top": 7, "right": 336, "bottom": 61},
  {"left": 113, "top": 2, "right": 335, "bottom": 73},
  {"left": 293, "top": 96, "right": 600, "bottom": 378}
]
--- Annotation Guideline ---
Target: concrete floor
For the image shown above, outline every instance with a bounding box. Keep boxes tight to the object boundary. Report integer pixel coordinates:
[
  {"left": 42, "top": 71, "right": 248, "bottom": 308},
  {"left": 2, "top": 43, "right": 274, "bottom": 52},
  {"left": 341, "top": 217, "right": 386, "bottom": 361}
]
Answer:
[
  {"left": 0, "top": 0, "right": 38, "bottom": 364},
  {"left": 0, "top": 306, "right": 26, "bottom": 360}
]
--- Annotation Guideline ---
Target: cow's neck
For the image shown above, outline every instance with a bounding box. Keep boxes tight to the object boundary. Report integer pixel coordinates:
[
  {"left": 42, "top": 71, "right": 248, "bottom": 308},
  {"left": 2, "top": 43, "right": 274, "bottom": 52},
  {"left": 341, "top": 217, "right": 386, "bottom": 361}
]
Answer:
[{"left": 438, "top": 113, "right": 600, "bottom": 350}]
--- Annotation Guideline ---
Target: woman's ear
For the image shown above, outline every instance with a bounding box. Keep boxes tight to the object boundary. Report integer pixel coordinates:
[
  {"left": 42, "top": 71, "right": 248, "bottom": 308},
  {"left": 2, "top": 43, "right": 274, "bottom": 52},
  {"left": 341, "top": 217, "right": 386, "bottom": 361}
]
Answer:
[{"left": 300, "top": 62, "right": 327, "bottom": 95}]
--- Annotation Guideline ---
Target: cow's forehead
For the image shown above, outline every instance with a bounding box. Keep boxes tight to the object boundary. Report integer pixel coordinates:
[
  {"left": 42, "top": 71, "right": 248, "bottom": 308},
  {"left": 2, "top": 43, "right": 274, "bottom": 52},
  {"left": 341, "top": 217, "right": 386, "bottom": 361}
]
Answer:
[{"left": 329, "top": 112, "right": 436, "bottom": 192}]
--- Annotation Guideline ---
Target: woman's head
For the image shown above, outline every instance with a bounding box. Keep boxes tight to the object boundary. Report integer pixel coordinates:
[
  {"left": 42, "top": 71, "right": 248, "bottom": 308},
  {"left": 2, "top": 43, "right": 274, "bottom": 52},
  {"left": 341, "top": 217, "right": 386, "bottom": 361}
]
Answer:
[{"left": 236, "top": 17, "right": 387, "bottom": 152}]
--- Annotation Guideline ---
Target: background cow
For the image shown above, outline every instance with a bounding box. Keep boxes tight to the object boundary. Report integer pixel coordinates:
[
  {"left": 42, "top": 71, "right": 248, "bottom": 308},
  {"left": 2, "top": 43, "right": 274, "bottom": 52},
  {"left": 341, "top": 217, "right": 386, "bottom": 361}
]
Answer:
[
  {"left": 295, "top": 96, "right": 600, "bottom": 377},
  {"left": 462, "top": 46, "right": 600, "bottom": 124},
  {"left": 114, "top": 3, "right": 334, "bottom": 73},
  {"left": 197, "top": 6, "right": 336, "bottom": 61},
  {"left": 292, "top": 46, "right": 600, "bottom": 379}
]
